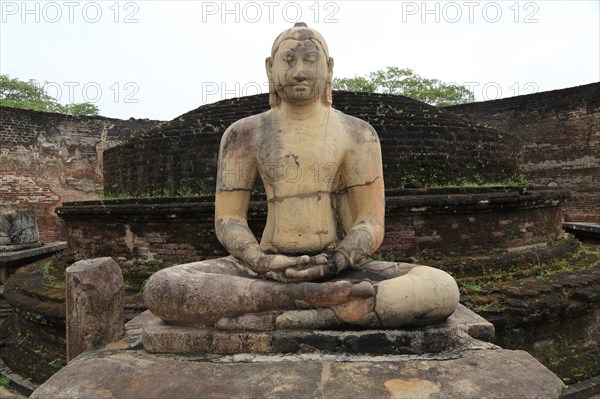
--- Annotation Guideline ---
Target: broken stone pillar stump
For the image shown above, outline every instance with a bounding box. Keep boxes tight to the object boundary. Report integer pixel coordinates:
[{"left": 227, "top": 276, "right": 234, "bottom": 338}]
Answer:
[
  {"left": 66, "top": 257, "right": 125, "bottom": 361},
  {"left": 0, "top": 210, "right": 41, "bottom": 251}
]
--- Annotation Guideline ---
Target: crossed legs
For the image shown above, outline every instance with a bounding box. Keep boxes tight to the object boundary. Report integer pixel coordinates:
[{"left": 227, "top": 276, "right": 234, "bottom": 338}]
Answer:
[{"left": 143, "top": 257, "right": 459, "bottom": 329}]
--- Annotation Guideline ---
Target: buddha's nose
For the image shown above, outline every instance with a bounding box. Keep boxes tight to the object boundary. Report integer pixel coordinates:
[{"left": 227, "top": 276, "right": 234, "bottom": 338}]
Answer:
[{"left": 293, "top": 66, "right": 308, "bottom": 82}]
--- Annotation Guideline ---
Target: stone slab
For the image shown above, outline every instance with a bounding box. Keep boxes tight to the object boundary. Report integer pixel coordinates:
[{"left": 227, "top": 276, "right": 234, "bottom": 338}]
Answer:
[
  {"left": 143, "top": 304, "right": 495, "bottom": 355},
  {"left": 0, "top": 242, "right": 66, "bottom": 265},
  {"left": 31, "top": 304, "right": 562, "bottom": 398},
  {"left": 31, "top": 345, "right": 564, "bottom": 399}
]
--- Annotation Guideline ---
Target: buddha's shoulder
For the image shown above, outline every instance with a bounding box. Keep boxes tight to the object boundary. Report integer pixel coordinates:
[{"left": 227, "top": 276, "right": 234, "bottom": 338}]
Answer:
[
  {"left": 332, "top": 109, "right": 379, "bottom": 142},
  {"left": 226, "top": 112, "right": 268, "bottom": 133}
]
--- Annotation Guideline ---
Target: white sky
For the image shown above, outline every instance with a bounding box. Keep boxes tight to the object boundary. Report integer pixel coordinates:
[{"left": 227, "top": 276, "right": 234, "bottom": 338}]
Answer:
[{"left": 1, "top": 0, "right": 599, "bottom": 120}]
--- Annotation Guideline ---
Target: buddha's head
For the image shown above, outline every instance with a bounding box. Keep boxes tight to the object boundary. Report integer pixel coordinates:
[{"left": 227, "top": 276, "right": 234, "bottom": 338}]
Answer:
[{"left": 266, "top": 23, "right": 334, "bottom": 107}]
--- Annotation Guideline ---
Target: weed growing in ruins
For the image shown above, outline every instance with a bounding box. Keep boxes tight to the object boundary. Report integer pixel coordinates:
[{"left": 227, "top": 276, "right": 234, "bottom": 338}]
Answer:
[
  {"left": 48, "top": 359, "right": 65, "bottom": 370},
  {"left": 471, "top": 302, "right": 497, "bottom": 313},
  {"left": 460, "top": 280, "right": 485, "bottom": 292},
  {"left": 0, "top": 376, "right": 10, "bottom": 388},
  {"left": 426, "top": 176, "right": 529, "bottom": 189},
  {"left": 372, "top": 252, "right": 404, "bottom": 262},
  {"left": 41, "top": 261, "right": 65, "bottom": 289},
  {"left": 101, "top": 185, "right": 214, "bottom": 200}
]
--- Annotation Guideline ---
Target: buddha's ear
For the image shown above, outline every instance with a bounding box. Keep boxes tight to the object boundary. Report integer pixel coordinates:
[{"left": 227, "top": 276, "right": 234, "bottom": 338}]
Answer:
[
  {"left": 265, "top": 57, "right": 279, "bottom": 107},
  {"left": 328, "top": 57, "right": 334, "bottom": 79},
  {"left": 265, "top": 57, "right": 273, "bottom": 81}
]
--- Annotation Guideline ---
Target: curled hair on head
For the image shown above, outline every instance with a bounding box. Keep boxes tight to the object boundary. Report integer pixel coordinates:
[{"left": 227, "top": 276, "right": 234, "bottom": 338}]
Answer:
[{"left": 266, "top": 23, "right": 333, "bottom": 108}]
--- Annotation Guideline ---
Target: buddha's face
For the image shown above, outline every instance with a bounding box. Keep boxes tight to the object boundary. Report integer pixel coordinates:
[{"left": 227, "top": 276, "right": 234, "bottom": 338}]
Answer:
[{"left": 269, "top": 38, "right": 329, "bottom": 104}]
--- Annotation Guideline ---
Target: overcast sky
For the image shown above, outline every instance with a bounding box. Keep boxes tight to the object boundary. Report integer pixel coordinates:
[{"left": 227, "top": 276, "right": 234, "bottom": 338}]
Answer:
[{"left": 1, "top": 0, "right": 599, "bottom": 121}]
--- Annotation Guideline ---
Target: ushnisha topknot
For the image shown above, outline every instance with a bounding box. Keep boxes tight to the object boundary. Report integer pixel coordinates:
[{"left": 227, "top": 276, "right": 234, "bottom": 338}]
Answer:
[
  {"left": 270, "top": 22, "right": 330, "bottom": 60},
  {"left": 267, "top": 22, "right": 334, "bottom": 107}
]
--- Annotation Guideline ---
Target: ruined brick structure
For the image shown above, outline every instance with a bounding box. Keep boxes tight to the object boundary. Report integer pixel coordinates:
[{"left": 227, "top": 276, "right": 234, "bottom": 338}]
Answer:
[
  {"left": 447, "top": 82, "right": 600, "bottom": 222},
  {"left": 62, "top": 92, "right": 567, "bottom": 263},
  {"left": 57, "top": 188, "right": 567, "bottom": 263},
  {"left": 104, "top": 92, "right": 523, "bottom": 197},
  {"left": 0, "top": 106, "right": 161, "bottom": 242}
]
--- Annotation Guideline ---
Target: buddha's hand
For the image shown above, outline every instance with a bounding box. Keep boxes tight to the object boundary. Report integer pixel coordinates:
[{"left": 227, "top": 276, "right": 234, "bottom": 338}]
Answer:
[
  {"left": 248, "top": 253, "right": 311, "bottom": 276},
  {"left": 272, "top": 251, "right": 351, "bottom": 282}
]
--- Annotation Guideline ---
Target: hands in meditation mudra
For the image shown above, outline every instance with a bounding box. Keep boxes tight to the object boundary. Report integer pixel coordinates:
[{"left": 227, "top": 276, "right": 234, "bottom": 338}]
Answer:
[{"left": 144, "top": 23, "right": 459, "bottom": 330}]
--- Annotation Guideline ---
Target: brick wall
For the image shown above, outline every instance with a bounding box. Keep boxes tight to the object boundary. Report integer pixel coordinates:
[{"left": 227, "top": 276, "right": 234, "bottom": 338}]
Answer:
[
  {"left": 104, "top": 92, "right": 522, "bottom": 197},
  {"left": 447, "top": 82, "right": 600, "bottom": 222},
  {"left": 0, "top": 106, "right": 161, "bottom": 242},
  {"left": 57, "top": 188, "right": 567, "bottom": 263}
]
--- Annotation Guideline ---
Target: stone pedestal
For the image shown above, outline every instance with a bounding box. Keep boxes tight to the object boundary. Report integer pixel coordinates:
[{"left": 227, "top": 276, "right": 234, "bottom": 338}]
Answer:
[
  {"left": 0, "top": 242, "right": 66, "bottom": 283},
  {"left": 142, "top": 304, "right": 494, "bottom": 355},
  {"left": 31, "top": 306, "right": 564, "bottom": 398}
]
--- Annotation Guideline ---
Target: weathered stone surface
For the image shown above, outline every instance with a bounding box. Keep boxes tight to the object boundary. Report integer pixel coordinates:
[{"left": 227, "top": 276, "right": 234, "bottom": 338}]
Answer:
[
  {"left": 66, "top": 257, "right": 124, "bottom": 361},
  {"left": 0, "top": 210, "right": 39, "bottom": 248},
  {"left": 31, "top": 347, "right": 564, "bottom": 399},
  {"left": 143, "top": 304, "right": 493, "bottom": 355}
]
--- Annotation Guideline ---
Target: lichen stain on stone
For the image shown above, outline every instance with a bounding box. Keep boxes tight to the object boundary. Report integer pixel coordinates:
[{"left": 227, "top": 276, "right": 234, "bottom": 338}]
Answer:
[{"left": 384, "top": 378, "right": 441, "bottom": 399}]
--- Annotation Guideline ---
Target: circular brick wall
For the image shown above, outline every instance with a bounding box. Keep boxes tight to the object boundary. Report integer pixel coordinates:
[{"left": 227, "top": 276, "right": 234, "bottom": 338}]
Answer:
[
  {"left": 57, "top": 188, "right": 567, "bottom": 263},
  {"left": 103, "top": 92, "right": 522, "bottom": 197}
]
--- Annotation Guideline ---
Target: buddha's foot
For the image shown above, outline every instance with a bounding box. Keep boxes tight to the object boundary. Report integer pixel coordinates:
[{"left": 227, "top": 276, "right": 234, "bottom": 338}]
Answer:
[
  {"left": 215, "top": 296, "right": 377, "bottom": 331},
  {"left": 374, "top": 265, "right": 460, "bottom": 327}
]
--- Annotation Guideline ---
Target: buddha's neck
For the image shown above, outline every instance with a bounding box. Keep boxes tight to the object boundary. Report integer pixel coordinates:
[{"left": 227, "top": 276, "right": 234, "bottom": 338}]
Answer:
[{"left": 278, "top": 100, "right": 329, "bottom": 120}]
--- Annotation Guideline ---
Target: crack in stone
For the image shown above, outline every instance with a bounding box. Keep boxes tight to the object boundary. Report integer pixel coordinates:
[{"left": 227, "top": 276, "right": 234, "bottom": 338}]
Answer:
[
  {"left": 217, "top": 188, "right": 253, "bottom": 193},
  {"left": 333, "top": 176, "right": 382, "bottom": 195},
  {"left": 316, "top": 361, "right": 331, "bottom": 399},
  {"left": 267, "top": 191, "right": 333, "bottom": 203}
]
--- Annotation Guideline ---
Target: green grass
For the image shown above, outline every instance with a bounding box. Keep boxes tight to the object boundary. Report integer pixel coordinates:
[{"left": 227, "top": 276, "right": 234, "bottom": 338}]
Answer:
[{"left": 460, "top": 280, "right": 485, "bottom": 292}]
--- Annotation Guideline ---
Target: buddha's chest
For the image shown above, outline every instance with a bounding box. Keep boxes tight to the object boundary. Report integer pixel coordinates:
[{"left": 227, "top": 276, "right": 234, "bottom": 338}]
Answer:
[{"left": 257, "top": 129, "right": 346, "bottom": 188}]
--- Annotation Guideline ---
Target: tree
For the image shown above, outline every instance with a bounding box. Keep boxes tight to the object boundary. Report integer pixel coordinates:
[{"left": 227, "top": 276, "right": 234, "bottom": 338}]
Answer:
[
  {"left": 0, "top": 74, "right": 99, "bottom": 116},
  {"left": 333, "top": 67, "right": 474, "bottom": 106}
]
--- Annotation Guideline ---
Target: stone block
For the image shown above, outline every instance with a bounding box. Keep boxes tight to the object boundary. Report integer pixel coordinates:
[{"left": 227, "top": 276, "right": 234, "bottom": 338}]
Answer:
[
  {"left": 0, "top": 210, "right": 40, "bottom": 250},
  {"left": 142, "top": 304, "right": 494, "bottom": 355},
  {"left": 66, "top": 257, "right": 125, "bottom": 361},
  {"left": 30, "top": 347, "right": 564, "bottom": 399}
]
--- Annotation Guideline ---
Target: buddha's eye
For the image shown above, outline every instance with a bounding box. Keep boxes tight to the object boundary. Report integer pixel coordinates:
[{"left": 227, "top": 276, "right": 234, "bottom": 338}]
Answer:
[
  {"left": 304, "top": 52, "right": 318, "bottom": 63},
  {"left": 284, "top": 53, "right": 296, "bottom": 65}
]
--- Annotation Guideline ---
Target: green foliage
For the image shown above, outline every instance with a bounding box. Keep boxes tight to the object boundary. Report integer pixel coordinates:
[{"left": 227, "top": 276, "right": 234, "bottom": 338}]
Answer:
[
  {"left": 332, "top": 76, "right": 377, "bottom": 92},
  {"left": 0, "top": 74, "right": 99, "bottom": 116},
  {"left": 0, "top": 376, "right": 10, "bottom": 387},
  {"left": 332, "top": 66, "right": 475, "bottom": 106},
  {"left": 48, "top": 359, "right": 66, "bottom": 369}
]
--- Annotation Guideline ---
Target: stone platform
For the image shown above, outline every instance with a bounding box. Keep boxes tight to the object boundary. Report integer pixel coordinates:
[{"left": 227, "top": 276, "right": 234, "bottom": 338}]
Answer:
[
  {"left": 0, "top": 242, "right": 66, "bottom": 283},
  {"left": 31, "top": 305, "right": 565, "bottom": 398},
  {"left": 564, "top": 222, "right": 600, "bottom": 244},
  {"left": 143, "top": 304, "right": 494, "bottom": 355}
]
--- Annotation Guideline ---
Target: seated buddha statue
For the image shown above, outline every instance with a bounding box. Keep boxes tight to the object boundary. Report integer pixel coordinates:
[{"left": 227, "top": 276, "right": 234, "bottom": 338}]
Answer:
[{"left": 143, "top": 23, "right": 459, "bottom": 331}]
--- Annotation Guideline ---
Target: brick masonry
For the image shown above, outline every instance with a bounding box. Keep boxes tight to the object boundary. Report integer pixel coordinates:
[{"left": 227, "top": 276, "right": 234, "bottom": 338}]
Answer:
[
  {"left": 447, "top": 82, "right": 600, "bottom": 222},
  {"left": 104, "top": 92, "right": 522, "bottom": 197},
  {"left": 57, "top": 188, "right": 567, "bottom": 263},
  {"left": 0, "top": 106, "right": 161, "bottom": 242}
]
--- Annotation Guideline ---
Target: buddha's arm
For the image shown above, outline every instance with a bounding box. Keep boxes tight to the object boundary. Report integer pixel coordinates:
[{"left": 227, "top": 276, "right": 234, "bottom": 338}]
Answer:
[
  {"left": 334, "top": 124, "right": 385, "bottom": 270},
  {"left": 334, "top": 179, "right": 385, "bottom": 269}
]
